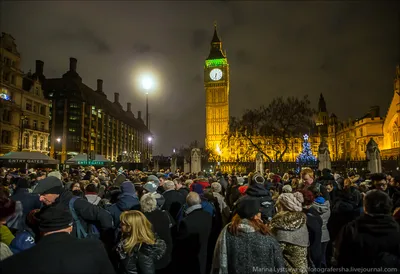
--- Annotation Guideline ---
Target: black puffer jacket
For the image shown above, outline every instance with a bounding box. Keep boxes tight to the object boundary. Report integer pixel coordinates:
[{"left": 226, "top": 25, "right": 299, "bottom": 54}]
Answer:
[
  {"left": 117, "top": 238, "right": 166, "bottom": 274},
  {"left": 233, "top": 183, "right": 275, "bottom": 223}
]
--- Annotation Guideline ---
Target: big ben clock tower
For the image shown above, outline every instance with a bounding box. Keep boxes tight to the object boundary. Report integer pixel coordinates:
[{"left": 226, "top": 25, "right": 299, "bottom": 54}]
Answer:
[{"left": 204, "top": 23, "right": 229, "bottom": 156}]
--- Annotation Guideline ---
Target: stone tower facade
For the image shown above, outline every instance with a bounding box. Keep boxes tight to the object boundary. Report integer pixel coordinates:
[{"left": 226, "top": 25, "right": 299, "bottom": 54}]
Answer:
[{"left": 204, "top": 23, "right": 230, "bottom": 155}]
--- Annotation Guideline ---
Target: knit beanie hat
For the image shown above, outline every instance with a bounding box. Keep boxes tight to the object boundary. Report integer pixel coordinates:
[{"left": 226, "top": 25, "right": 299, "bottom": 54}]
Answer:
[
  {"left": 277, "top": 192, "right": 303, "bottom": 212},
  {"left": 236, "top": 199, "right": 260, "bottom": 219},
  {"left": 211, "top": 182, "right": 222, "bottom": 193},
  {"left": 282, "top": 185, "right": 292, "bottom": 193},
  {"left": 238, "top": 185, "right": 248, "bottom": 195},
  {"left": 39, "top": 206, "right": 73, "bottom": 233},
  {"left": 192, "top": 183, "right": 204, "bottom": 195},
  {"left": 143, "top": 182, "right": 158, "bottom": 193},
  {"left": 237, "top": 177, "right": 245, "bottom": 186}
]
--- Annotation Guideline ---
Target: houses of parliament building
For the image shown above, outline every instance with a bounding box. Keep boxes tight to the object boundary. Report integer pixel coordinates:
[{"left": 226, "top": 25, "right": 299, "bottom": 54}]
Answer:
[{"left": 204, "top": 25, "right": 400, "bottom": 164}]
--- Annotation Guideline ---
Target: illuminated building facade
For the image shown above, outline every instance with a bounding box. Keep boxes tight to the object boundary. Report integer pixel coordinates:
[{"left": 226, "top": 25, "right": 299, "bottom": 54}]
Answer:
[
  {"left": 39, "top": 58, "right": 151, "bottom": 163},
  {"left": 0, "top": 33, "right": 50, "bottom": 155},
  {"left": 204, "top": 26, "right": 399, "bottom": 166}
]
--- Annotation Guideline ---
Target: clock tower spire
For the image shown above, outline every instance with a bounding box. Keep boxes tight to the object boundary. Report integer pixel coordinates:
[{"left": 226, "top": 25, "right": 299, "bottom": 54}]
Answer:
[{"left": 204, "top": 22, "right": 230, "bottom": 159}]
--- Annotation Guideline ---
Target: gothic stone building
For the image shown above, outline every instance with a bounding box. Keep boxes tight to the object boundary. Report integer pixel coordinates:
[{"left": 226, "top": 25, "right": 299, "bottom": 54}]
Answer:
[{"left": 204, "top": 25, "right": 399, "bottom": 169}]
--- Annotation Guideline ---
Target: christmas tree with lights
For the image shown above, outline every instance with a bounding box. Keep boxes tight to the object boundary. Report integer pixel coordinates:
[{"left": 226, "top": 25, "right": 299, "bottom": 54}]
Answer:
[{"left": 296, "top": 134, "right": 317, "bottom": 167}]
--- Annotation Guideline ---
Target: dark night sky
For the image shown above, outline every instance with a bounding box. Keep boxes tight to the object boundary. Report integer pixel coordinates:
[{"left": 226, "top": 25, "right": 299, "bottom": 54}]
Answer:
[{"left": 2, "top": 1, "right": 400, "bottom": 155}]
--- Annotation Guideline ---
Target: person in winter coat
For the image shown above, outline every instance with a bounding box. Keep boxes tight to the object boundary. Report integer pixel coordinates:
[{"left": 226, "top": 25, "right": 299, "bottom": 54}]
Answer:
[
  {"left": 209, "top": 182, "right": 229, "bottom": 225},
  {"left": 211, "top": 199, "right": 285, "bottom": 274},
  {"left": 270, "top": 192, "right": 309, "bottom": 274},
  {"left": 174, "top": 178, "right": 190, "bottom": 200},
  {"left": 33, "top": 176, "right": 113, "bottom": 239},
  {"left": 1, "top": 206, "right": 115, "bottom": 274},
  {"left": 140, "top": 193, "right": 174, "bottom": 274},
  {"left": 301, "top": 168, "right": 330, "bottom": 201},
  {"left": 11, "top": 178, "right": 41, "bottom": 216},
  {"left": 328, "top": 178, "right": 362, "bottom": 243},
  {"left": 162, "top": 181, "right": 185, "bottom": 221},
  {"left": 336, "top": 190, "right": 400, "bottom": 269},
  {"left": 310, "top": 189, "right": 331, "bottom": 268},
  {"left": 85, "top": 183, "right": 101, "bottom": 205},
  {"left": 232, "top": 175, "right": 275, "bottom": 224},
  {"left": 300, "top": 190, "right": 322, "bottom": 269},
  {"left": 189, "top": 172, "right": 210, "bottom": 191},
  {"left": 116, "top": 210, "right": 166, "bottom": 274},
  {"left": 143, "top": 182, "right": 166, "bottom": 209},
  {"left": 175, "top": 192, "right": 212, "bottom": 274},
  {"left": 107, "top": 181, "right": 140, "bottom": 229}
]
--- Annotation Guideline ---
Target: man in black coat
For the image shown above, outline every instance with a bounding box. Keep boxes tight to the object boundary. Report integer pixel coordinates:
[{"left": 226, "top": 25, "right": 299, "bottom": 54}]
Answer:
[
  {"left": 336, "top": 190, "right": 400, "bottom": 269},
  {"left": 1, "top": 206, "right": 115, "bottom": 274},
  {"left": 175, "top": 192, "right": 212, "bottom": 274},
  {"left": 232, "top": 177, "right": 275, "bottom": 224},
  {"left": 32, "top": 176, "right": 113, "bottom": 240},
  {"left": 162, "top": 180, "right": 185, "bottom": 221}
]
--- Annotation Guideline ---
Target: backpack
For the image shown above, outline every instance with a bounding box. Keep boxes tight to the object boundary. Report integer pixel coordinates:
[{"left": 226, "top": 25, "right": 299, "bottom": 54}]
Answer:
[{"left": 68, "top": 196, "right": 100, "bottom": 239}]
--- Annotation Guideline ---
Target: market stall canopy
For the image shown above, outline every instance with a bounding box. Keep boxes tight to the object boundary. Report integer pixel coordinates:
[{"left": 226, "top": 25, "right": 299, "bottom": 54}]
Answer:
[
  {"left": 0, "top": 152, "right": 59, "bottom": 165},
  {"left": 65, "top": 154, "right": 111, "bottom": 166}
]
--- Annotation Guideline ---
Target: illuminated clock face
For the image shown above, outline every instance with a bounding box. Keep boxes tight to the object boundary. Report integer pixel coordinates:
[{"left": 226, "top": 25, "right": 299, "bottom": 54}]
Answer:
[{"left": 209, "top": 68, "right": 223, "bottom": 81}]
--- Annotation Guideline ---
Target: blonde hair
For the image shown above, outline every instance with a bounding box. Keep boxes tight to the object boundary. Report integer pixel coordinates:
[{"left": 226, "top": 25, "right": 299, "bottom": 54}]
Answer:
[
  {"left": 300, "top": 168, "right": 314, "bottom": 179},
  {"left": 120, "top": 210, "right": 155, "bottom": 254}
]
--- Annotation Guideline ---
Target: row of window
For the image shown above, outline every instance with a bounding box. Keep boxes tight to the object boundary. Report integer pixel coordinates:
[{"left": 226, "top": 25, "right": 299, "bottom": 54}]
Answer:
[{"left": 25, "top": 99, "right": 47, "bottom": 115}]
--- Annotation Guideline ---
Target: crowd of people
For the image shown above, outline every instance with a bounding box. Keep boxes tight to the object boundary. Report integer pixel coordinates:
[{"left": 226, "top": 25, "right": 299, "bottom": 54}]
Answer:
[{"left": 0, "top": 166, "right": 400, "bottom": 273}]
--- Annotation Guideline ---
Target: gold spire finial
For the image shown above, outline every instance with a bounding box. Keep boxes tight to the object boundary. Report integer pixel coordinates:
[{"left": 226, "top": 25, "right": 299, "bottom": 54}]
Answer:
[{"left": 214, "top": 21, "right": 217, "bottom": 28}]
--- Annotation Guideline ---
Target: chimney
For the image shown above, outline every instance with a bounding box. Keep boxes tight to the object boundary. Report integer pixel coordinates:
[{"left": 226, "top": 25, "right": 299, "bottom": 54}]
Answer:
[
  {"left": 97, "top": 79, "right": 103, "bottom": 92},
  {"left": 138, "top": 111, "right": 142, "bottom": 120},
  {"left": 35, "top": 60, "right": 44, "bottom": 75},
  {"left": 127, "top": 102, "right": 131, "bottom": 112},
  {"left": 69, "top": 57, "right": 77, "bottom": 72},
  {"left": 114, "top": 92, "right": 119, "bottom": 103},
  {"left": 369, "top": 106, "right": 380, "bottom": 118}
]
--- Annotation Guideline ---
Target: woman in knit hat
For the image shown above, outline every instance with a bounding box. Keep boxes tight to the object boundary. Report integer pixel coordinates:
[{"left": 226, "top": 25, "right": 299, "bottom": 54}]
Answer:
[
  {"left": 269, "top": 192, "right": 309, "bottom": 274},
  {"left": 212, "top": 199, "right": 285, "bottom": 274}
]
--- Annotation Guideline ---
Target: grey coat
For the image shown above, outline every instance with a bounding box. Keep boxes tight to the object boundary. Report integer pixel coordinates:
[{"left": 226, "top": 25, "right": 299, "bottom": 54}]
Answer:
[
  {"left": 212, "top": 220, "right": 286, "bottom": 274},
  {"left": 311, "top": 200, "right": 330, "bottom": 243}
]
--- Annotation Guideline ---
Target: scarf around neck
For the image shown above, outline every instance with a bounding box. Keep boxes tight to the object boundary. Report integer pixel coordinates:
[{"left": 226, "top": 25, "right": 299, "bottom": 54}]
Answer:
[{"left": 185, "top": 204, "right": 202, "bottom": 215}]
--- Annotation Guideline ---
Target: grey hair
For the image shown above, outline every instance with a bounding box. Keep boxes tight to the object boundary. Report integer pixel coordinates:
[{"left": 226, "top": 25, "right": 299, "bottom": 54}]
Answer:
[
  {"left": 163, "top": 180, "right": 175, "bottom": 190},
  {"left": 185, "top": 179, "right": 193, "bottom": 188},
  {"left": 186, "top": 192, "right": 201, "bottom": 207},
  {"left": 140, "top": 193, "right": 157, "bottom": 213}
]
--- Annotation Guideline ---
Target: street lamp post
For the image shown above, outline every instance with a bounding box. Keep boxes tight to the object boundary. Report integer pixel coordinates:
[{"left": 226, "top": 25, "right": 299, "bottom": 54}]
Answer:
[
  {"left": 55, "top": 137, "right": 61, "bottom": 161},
  {"left": 140, "top": 75, "right": 154, "bottom": 130}
]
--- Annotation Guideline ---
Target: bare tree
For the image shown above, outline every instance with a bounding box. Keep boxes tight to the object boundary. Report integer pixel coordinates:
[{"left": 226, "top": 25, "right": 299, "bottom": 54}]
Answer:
[{"left": 229, "top": 96, "right": 315, "bottom": 162}]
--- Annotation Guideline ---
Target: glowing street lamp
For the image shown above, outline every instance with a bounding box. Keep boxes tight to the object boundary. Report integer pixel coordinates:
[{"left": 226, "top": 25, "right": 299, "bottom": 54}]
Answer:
[
  {"left": 140, "top": 74, "right": 155, "bottom": 129},
  {"left": 56, "top": 137, "right": 61, "bottom": 143},
  {"left": 148, "top": 136, "right": 152, "bottom": 143}
]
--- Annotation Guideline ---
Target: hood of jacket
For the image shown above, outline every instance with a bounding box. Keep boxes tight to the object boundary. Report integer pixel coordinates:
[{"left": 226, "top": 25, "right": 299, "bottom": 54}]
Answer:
[
  {"left": 116, "top": 193, "right": 139, "bottom": 211},
  {"left": 353, "top": 214, "right": 400, "bottom": 236},
  {"left": 312, "top": 200, "right": 330, "bottom": 214},
  {"left": 85, "top": 194, "right": 101, "bottom": 205},
  {"left": 245, "top": 183, "right": 271, "bottom": 198},
  {"left": 270, "top": 211, "right": 306, "bottom": 231},
  {"left": 154, "top": 193, "right": 165, "bottom": 208}
]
